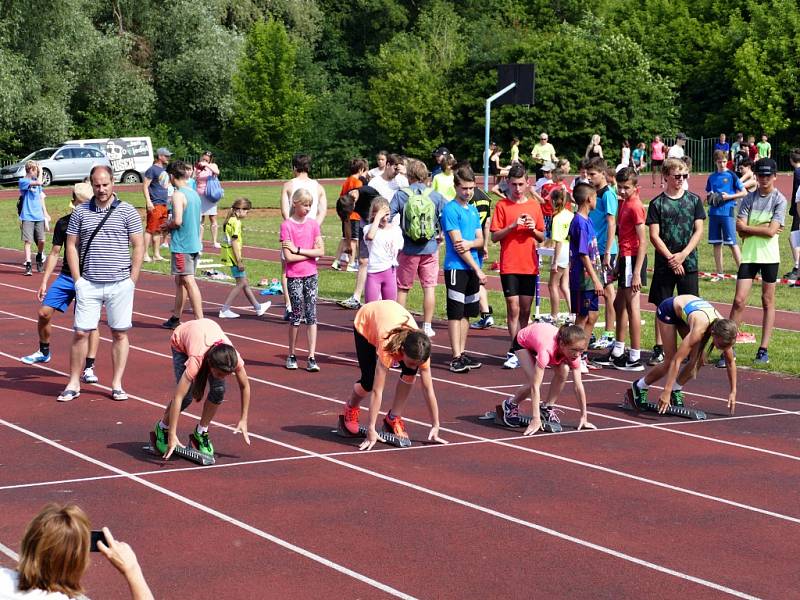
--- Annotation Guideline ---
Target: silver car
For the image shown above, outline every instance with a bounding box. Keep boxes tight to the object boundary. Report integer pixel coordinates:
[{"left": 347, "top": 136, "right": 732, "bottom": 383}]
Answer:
[{"left": 0, "top": 145, "right": 112, "bottom": 186}]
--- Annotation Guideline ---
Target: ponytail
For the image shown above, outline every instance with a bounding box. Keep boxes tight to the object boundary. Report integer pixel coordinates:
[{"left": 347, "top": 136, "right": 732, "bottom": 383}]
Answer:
[
  {"left": 192, "top": 343, "right": 238, "bottom": 401},
  {"left": 223, "top": 197, "right": 252, "bottom": 235},
  {"left": 383, "top": 324, "right": 431, "bottom": 363}
]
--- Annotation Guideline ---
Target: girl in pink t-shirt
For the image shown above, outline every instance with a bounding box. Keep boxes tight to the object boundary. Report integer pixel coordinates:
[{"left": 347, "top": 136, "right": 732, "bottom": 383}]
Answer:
[
  {"left": 280, "top": 189, "right": 324, "bottom": 372},
  {"left": 499, "top": 323, "right": 596, "bottom": 434},
  {"left": 650, "top": 135, "right": 666, "bottom": 187}
]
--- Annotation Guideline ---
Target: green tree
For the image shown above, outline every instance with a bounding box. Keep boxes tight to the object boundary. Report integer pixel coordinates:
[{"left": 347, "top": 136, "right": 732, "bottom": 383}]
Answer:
[{"left": 226, "top": 19, "right": 313, "bottom": 176}]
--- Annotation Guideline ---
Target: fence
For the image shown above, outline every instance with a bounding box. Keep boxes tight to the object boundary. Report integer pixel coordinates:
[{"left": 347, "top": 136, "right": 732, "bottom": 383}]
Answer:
[{"left": 659, "top": 136, "right": 791, "bottom": 172}]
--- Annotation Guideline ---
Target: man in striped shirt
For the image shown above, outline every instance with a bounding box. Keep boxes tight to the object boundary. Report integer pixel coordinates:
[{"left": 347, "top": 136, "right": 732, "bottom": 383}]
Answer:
[{"left": 58, "top": 165, "right": 144, "bottom": 402}]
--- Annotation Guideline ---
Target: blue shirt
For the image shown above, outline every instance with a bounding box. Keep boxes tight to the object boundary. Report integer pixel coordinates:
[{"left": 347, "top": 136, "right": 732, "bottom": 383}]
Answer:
[
  {"left": 706, "top": 170, "right": 744, "bottom": 217},
  {"left": 170, "top": 186, "right": 202, "bottom": 254},
  {"left": 589, "top": 185, "right": 618, "bottom": 255},
  {"left": 714, "top": 142, "right": 730, "bottom": 154},
  {"left": 389, "top": 183, "right": 446, "bottom": 255},
  {"left": 568, "top": 213, "right": 600, "bottom": 291},
  {"left": 145, "top": 164, "right": 169, "bottom": 205},
  {"left": 442, "top": 200, "right": 481, "bottom": 270},
  {"left": 18, "top": 177, "right": 44, "bottom": 221}
]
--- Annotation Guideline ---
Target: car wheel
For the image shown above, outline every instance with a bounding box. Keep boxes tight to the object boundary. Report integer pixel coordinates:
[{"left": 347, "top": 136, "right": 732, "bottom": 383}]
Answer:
[
  {"left": 122, "top": 170, "right": 142, "bottom": 184},
  {"left": 41, "top": 169, "right": 52, "bottom": 186}
]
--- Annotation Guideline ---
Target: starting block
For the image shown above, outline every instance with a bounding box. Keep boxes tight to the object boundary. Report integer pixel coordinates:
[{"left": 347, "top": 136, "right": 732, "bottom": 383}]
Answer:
[
  {"left": 333, "top": 415, "right": 412, "bottom": 448},
  {"left": 480, "top": 404, "right": 562, "bottom": 433},
  {"left": 145, "top": 432, "right": 216, "bottom": 465},
  {"left": 621, "top": 390, "right": 706, "bottom": 420}
]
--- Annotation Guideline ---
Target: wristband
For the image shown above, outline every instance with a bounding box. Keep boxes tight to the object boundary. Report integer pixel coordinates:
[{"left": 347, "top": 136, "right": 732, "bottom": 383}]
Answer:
[{"left": 296, "top": 247, "right": 301, "bottom": 255}]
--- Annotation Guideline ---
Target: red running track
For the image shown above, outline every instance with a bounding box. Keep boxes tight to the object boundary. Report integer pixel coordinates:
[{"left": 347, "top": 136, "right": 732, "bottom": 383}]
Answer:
[{"left": 1, "top": 250, "right": 799, "bottom": 598}]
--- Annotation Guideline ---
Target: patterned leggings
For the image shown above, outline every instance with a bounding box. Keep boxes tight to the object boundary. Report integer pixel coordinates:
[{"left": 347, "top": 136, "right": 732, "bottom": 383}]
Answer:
[{"left": 287, "top": 274, "right": 318, "bottom": 326}]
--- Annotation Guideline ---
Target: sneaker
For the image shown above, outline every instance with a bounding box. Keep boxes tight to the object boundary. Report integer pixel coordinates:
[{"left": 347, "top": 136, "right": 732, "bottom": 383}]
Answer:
[
  {"left": 161, "top": 316, "right": 180, "bottom": 330},
  {"left": 586, "top": 360, "right": 602, "bottom": 371},
  {"left": 24, "top": 262, "right": 32, "bottom": 276},
  {"left": 716, "top": 349, "right": 735, "bottom": 368},
  {"left": 629, "top": 381, "right": 648, "bottom": 408},
  {"left": 21, "top": 350, "right": 51, "bottom": 365},
  {"left": 590, "top": 349, "right": 616, "bottom": 367},
  {"left": 383, "top": 413, "right": 410, "bottom": 442},
  {"left": 255, "top": 301, "right": 271, "bottom": 317},
  {"left": 648, "top": 345, "right": 665, "bottom": 366},
  {"left": 502, "top": 352, "right": 519, "bottom": 369},
  {"left": 539, "top": 314, "right": 555, "bottom": 324},
  {"left": 612, "top": 353, "right": 644, "bottom": 372},
  {"left": 580, "top": 358, "right": 589, "bottom": 374},
  {"left": 342, "top": 405, "right": 360, "bottom": 434},
  {"left": 501, "top": 398, "right": 521, "bottom": 427},
  {"left": 35, "top": 254, "right": 43, "bottom": 273},
  {"left": 754, "top": 348, "right": 769, "bottom": 364},
  {"left": 449, "top": 356, "right": 468, "bottom": 373},
  {"left": 735, "top": 331, "right": 756, "bottom": 344},
  {"left": 423, "top": 324, "right": 436, "bottom": 338},
  {"left": 783, "top": 267, "right": 799, "bottom": 280},
  {"left": 212, "top": 242, "right": 222, "bottom": 249},
  {"left": 331, "top": 260, "right": 341, "bottom": 271},
  {"left": 219, "top": 308, "right": 240, "bottom": 319},
  {"left": 283, "top": 308, "right": 292, "bottom": 322},
  {"left": 670, "top": 389, "right": 685, "bottom": 407},
  {"left": 285, "top": 354, "right": 298, "bottom": 370},
  {"left": 306, "top": 357, "right": 320, "bottom": 372},
  {"left": 346, "top": 262, "right": 359, "bottom": 272},
  {"left": 337, "top": 296, "right": 361, "bottom": 310},
  {"left": 81, "top": 367, "right": 98, "bottom": 384},
  {"left": 190, "top": 429, "right": 214, "bottom": 456},
  {"left": 470, "top": 314, "right": 495, "bottom": 329},
  {"left": 460, "top": 354, "right": 482, "bottom": 370},
  {"left": 591, "top": 334, "right": 615, "bottom": 349},
  {"left": 152, "top": 422, "right": 168, "bottom": 455},
  {"left": 541, "top": 405, "right": 562, "bottom": 424}
]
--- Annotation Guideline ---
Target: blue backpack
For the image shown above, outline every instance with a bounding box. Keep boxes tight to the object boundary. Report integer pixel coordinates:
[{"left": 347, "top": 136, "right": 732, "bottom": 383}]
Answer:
[{"left": 205, "top": 175, "right": 224, "bottom": 202}]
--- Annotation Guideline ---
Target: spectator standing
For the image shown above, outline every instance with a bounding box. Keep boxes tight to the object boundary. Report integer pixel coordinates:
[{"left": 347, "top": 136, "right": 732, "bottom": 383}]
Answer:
[
  {"left": 367, "top": 150, "right": 388, "bottom": 179},
  {"left": 650, "top": 135, "right": 667, "bottom": 187},
  {"left": 142, "top": 147, "right": 171, "bottom": 261},
  {"left": 705, "top": 150, "right": 746, "bottom": 281},
  {"left": 58, "top": 165, "right": 144, "bottom": 402},
  {"left": 632, "top": 142, "right": 647, "bottom": 174},
  {"left": 469, "top": 185, "right": 495, "bottom": 329},
  {"left": 747, "top": 135, "right": 759, "bottom": 161},
  {"left": 713, "top": 133, "right": 731, "bottom": 160},
  {"left": 431, "top": 154, "right": 457, "bottom": 201},
  {"left": 785, "top": 148, "right": 800, "bottom": 280},
  {"left": 756, "top": 134, "right": 772, "bottom": 159},
  {"left": 334, "top": 158, "right": 367, "bottom": 271},
  {"left": 430, "top": 146, "right": 450, "bottom": 178},
  {"left": 18, "top": 161, "right": 50, "bottom": 276},
  {"left": 731, "top": 133, "right": 744, "bottom": 159},
  {"left": 667, "top": 132, "right": 687, "bottom": 159},
  {"left": 193, "top": 151, "right": 222, "bottom": 248},
  {"left": 530, "top": 132, "right": 557, "bottom": 176},
  {"left": 363, "top": 197, "right": 403, "bottom": 302},
  {"left": 509, "top": 136, "right": 522, "bottom": 165},
  {"left": 619, "top": 139, "right": 631, "bottom": 169},
  {"left": 584, "top": 134, "right": 603, "bottom": 159},
  {"left": 389, "top": 159, "right": 446, "bottom": 338}
]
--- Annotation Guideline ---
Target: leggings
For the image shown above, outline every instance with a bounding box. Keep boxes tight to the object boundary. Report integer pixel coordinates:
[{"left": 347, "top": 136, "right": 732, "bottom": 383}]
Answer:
[
  {"left": 364, "top": 267, "right": 397, "bottom": 303},
  {"left": 287, "top": 274, "right": 318, "bottom": 326}
]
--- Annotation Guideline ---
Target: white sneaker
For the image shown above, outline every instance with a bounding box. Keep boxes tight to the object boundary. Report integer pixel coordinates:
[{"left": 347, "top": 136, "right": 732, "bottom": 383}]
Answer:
[
  {"left": 580, "top": 358, "right": 589, "bottom": 374},
  {"left": 255, "top": 301, "right": 271, "bottom": 317},
  {"left": 81, "top": 367, "right": 98, "bottom": 384},
  {"left": 213, "top": 242, "right": 221, "bottom": 249},
  {"left": 219, "top": 309, "right": 240, "bottom": 319},
  {"left": 346, "top": 262, "right": 359, "bottom": 272},
  {"left": 502, "top": 352, "right": 519, "bottom": 369},
  {"left": 21, "top": 350, "right": 51, "bottom": 365},
  {"left": 423, "top": 324, "right": 436, "bottom": 337}
]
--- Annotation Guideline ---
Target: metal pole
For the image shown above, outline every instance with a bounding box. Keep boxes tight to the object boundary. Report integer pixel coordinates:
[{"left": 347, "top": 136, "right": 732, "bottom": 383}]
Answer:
[{"left": 484, "top": 82, "right": 517, "bottom": 192}]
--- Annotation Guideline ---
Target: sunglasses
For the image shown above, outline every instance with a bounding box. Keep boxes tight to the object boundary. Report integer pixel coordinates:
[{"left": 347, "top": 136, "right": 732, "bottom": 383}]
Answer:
[{"left": 671, "top": 173, "right": 689, "bottom": 180}]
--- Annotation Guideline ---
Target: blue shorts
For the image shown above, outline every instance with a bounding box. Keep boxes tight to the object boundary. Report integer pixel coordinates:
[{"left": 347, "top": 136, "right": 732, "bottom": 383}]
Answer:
[
  {"left": 656, "top": 297, "right": 681, "bottom": 325},
  {"left": 570, "top": 289, "right": 599, "bottom": 316},
  {"left": 42, "top": 273, "right": 76, "bottom": 313},
  {"left": 230, "top": 265, "right": 246, "bottom": 278},
  {"left": 708, "top": 215, "right": 737, "bottom": 245}
]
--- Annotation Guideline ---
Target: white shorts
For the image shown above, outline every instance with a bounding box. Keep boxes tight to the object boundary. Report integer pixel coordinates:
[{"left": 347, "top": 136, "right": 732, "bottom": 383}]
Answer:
[
  {"left": 74, "top": 278, "right": 135, "bottom": 331},
  {"left": 200, "top": 194, "right": 218, "bottom": 216},
  {"left": 555, "top": 243, "right": 569, "bottom": 269}
]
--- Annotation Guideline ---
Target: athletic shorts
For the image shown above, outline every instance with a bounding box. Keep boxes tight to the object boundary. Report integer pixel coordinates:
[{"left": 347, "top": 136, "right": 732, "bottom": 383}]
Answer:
[
  {"left": 21, "top": 220, "right": 45, "bottom": 244},
  {"left": 74, "top": 278, "right": 135, "bottom": 331},
  {"left": 737, "top": 263, "right": 779, "bottom": 284},
  {"left": 230, "top": 265, "right": 246, "bottom": 278},
  {"left": 648, "top": 270, "right": 699, "bottom": 306},
  {"left": 500, "top": 273, "right": 537, "bottom": 298},
  {"left": 656, "top": 297, "right": 681, "bottom": 325},
  {"left": 353, "top": 328, "right": 417, "bottom": 393},
  {"left": 42, "top": 273, "right": 76, "bottom": 313},
  {"left": 171, "top": 252, "right": 199, "bottom": 276},
  {"left": 444, "top": 269, "right": 480, "bottom": 320},
  {"left": 396, "top": 250, "right": 439, "bottom": 289},
  {"left": 146, "top": 204, "right": 168, "bottom": 234},
  {"left": 570, "top": 289, "right": 599, "bottom": 316},
  {"left": 172, "top": 348, "right": 226, "bottom": 412},
  {"left": 617, "top": 255, "right": 648, "bottom": 289},
  {"left": 652, "top": 159, "right": 664, "bottom": 168},
  {"left": 510, "top": 333, "right": 537, "bottom": 357},
  {"left": 708, "top": 215, "right": 737, "bottom": 245}
]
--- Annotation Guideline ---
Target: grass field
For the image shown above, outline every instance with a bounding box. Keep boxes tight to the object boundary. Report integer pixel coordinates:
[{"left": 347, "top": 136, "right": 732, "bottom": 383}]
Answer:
[{"left": 4, "top": 183, "right": 799, "bottom": 375}]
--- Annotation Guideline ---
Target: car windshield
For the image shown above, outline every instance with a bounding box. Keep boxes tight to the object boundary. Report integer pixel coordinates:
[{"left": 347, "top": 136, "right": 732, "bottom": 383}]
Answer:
[{"left": 24, "top": 148, "right": 58, "bottom": 161}]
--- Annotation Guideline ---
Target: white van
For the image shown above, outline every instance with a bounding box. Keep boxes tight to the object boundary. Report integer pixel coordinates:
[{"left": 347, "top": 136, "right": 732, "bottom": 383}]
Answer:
[{"left": 63, "top": 137, "right": 154, "bottom": 184}]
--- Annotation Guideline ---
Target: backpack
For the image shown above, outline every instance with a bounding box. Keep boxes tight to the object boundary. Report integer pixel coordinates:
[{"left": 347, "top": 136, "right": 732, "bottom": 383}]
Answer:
[
  {"left": 400, "top": 186, "right": 438, "bottom": 243},
  {"left": 205, "top": 174, "right": 224, "bottom": 202},
  {"left": 17, "top": 193, "right": 23, "bottom": 216}
]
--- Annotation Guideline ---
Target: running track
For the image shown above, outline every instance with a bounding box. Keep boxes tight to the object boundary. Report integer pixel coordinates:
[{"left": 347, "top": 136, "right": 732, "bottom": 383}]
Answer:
[{"left": 1, "top": 247, "right": 799, "bottom": 599}]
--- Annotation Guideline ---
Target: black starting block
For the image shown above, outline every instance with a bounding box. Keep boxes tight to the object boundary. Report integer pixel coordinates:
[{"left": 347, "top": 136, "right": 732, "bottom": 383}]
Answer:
[
  {"left": 621, "top": 390, "right": 706, "bottom": 420},
  {"left": 145, "top": 432, "right": 216, "bottom": 465},
  {"left": 334, "top": 415, "right": 412, "bottom": 448},
  {"left": 480, "top": 404, "right": 562, "bottom": 433}
]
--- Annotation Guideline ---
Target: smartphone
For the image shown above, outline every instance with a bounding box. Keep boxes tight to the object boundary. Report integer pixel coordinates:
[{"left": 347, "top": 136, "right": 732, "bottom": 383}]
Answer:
[{"left": 90, "top": 530, "right": 107, "bottom": 552}]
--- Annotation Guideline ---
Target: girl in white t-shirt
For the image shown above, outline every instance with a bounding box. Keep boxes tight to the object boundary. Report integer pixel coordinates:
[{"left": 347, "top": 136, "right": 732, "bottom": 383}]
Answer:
[{"left": 363, "top": 197, "right": 404, "bottom": 302}]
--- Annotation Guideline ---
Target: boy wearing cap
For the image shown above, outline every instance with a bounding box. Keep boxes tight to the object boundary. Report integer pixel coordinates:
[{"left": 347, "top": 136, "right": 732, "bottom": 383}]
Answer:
[
  {"left": 142, "top": 147, "right": 172, "bottom": 262},
  {"left": 20, "top": 183, "right": 101, "bottom": 385},
  {"left": 723, "top": 158, "right": 786, "bottom": 365}
]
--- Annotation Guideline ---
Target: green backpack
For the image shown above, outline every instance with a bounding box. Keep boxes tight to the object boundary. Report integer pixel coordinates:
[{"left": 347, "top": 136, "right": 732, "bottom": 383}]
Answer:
[{"left": 400, "top": 186, "right": 438, "bottom": 243}]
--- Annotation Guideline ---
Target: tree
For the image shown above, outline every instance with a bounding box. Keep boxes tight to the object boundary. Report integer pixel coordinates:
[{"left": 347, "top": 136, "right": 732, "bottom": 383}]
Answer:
[{"left": 226, "top": 19, "right": 313, "bottom": 176}]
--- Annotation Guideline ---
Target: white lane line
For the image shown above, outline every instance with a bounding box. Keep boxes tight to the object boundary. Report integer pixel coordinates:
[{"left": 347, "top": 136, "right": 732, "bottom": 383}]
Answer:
[
  {"left": 0, "top": 417, "right": 417, "bottom": 600},
  {"left": 0, "top": 542, "right": 18, "bottom": 561},
  {"left": 0, "top": 416, "right": 763, "bottom": 599},
  {"left": 3, "top": 349, "right": 800, "bottom": 531}
]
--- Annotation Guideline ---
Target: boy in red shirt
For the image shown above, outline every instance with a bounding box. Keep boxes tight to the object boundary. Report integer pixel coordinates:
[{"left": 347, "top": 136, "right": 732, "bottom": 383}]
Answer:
[{"left": 490, "top": 164, "right": 545, "bottom": 368}]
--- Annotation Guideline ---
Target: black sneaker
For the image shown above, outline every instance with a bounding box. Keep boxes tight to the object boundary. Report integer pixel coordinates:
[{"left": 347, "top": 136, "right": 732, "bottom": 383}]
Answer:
[
  {"left": 648, "top": 345, "right": 664, "bottom": 366},
  {"left": 306, "top": 357, "right": 320, "bottom": 372},
  {"left": 501, "top": 398, "right": 521, "bottom": 427},
  {"left": 783, "top": 267, "right": 799, "bottom": 280},
  {"left": 162, "top": 316, "right": 181, "bottom": 330},
  {"left": 590, "top": 349, "right": 616, "bottom": 367},
  {"left": 449, "top": 356, "right": 468, "bottom": 373},
  {"left": 612, "top": 353, "right": 644, "bottom": 372},
  {"left": 24, "top": 262, "right": 32, "bottom": 276},
  {"left": 460, "top": 354, "right": 482, "bottom": 370},
  {"left": 35, "top": 253, "right": 44, "bottom": 272}
]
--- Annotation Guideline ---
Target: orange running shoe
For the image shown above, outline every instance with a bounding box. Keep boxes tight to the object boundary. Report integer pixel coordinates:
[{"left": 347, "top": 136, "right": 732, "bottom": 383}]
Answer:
[
  {"left": 343, "top": 405, "right": 360, "bottom": 435},
  {"left": 382, "top": 413, "right": 410, "bottom": 441}
]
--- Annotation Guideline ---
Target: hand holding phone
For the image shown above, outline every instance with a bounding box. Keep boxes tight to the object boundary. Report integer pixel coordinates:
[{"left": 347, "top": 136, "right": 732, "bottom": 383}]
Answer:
[{"left": 90, "top": 529, "right": 108, "bottom": 552}]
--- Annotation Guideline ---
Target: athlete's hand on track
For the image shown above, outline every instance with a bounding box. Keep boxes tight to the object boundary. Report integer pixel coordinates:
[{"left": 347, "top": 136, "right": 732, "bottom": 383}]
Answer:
[
  {"left": 657, "top": 392, "right": 671, "bottom": 414},
  {"left": 577, "top": 416, "right": 596, "bottom": 431},
  {"left": 523, "top": 420, "right": 543, "bottom": 436},
  {"left": 233, "top": 419, "right": 250, "bottom": 445},
  {"left": 727, "top": 392, "right": 736, "bottom": 415},
  {"left": 359, "top": 427, "right": 383, "bottom": 451},
  {"left": 427, "top": 426, "right": 448, "bottom": 445},
  {"left": 164, "top": 433, "right": 184, "bottom": 459}
]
